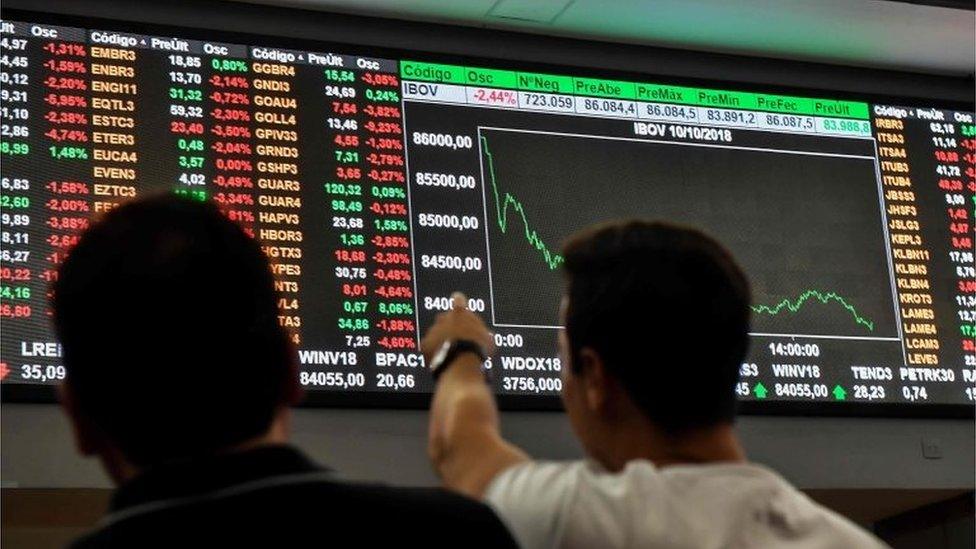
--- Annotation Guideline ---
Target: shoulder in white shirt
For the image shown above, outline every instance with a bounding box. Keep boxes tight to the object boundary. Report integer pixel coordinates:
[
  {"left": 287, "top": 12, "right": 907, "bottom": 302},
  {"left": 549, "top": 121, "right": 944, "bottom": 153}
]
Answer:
[{"left": 484, "top": 459, "right": 888, "bottom": 549}]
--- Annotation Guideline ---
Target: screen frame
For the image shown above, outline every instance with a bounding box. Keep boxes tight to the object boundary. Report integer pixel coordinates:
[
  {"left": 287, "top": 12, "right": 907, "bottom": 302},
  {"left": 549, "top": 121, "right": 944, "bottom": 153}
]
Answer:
[{"left": 1, "top": 7, "right": 973, "bottom": 418}]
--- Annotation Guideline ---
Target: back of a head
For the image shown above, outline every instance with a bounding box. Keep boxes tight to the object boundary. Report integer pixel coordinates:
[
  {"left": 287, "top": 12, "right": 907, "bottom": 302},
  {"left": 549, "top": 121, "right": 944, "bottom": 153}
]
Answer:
[
  {"left": 562, "top": 220, "right": 751, "bottom": 433},
  {"left": 53, "top": 195, "right": 296, "bottom": 467}
]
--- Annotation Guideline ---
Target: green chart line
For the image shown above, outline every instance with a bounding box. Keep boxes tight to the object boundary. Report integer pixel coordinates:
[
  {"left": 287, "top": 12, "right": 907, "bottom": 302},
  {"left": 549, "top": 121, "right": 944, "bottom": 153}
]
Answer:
[
  {"left": 752, "top": 290, "right": 875, "bottom": 331},
  {"left": 481, "top": 136, "right": 564, "bottom": 270},
  {"left": 480, "top": 138, "right": 875, "bottom": 333}
]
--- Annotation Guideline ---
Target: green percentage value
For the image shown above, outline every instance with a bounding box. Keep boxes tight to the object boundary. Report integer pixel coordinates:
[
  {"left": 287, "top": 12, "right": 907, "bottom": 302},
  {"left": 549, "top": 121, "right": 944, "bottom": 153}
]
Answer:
[
  {"left": 375, "top": 219, "right": 408, "bottom": 232},
  {"left": 365, "top": 88, "right": 400, "bottom": 102},
  {"left": 49, "top": 146, "right": 88, "bottom": 160},
  {"left": 378, "top": 302, "right": 414, "bottom": 315},
  {"left": 371, "top": 185, "right": 405, "bottom": 199},
  {"left": 211, "top": 58, "right": 248, "bottom": 72}
]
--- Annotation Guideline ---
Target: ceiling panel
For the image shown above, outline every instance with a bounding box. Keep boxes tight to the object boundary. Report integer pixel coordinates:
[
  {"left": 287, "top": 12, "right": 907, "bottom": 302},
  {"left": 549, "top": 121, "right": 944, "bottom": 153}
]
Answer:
[
  {"left": 546, "top": 0, "right": 974, "bottom": 75},
  {"left": 488, "top": 0, "right": 574, "bottom": 23},
  {"left": 247, "top": 0, "right": 498, "bottom": 23},
  {"left": 236, "top": 0, "right": 976, "bottom": 76}
]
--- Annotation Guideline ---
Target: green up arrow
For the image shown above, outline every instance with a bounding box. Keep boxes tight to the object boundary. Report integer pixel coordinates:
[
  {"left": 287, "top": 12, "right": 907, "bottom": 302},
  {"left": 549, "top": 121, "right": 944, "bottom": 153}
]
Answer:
[
  {"left": 754, "top": 382, "right": 768, "bottom": 399},
  {"left": 832, "top": 385, "right": 847, "bottom": 400}
]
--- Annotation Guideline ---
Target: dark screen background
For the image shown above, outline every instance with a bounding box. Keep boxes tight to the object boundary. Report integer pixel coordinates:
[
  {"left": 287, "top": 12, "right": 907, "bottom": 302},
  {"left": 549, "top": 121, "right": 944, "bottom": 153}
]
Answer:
[{"left": 1, "top": 12, "right": 972, "bottom": 410}]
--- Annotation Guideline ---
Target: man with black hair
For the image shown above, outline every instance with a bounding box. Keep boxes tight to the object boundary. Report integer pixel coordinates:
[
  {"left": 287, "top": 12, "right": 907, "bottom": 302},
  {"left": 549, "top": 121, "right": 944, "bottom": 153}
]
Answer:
[
  {"left": 55, "top": 195, "right": 517, "bottom": 548},
  {"left": 423, "top": 220, "right": 886, "bottom": 549}
]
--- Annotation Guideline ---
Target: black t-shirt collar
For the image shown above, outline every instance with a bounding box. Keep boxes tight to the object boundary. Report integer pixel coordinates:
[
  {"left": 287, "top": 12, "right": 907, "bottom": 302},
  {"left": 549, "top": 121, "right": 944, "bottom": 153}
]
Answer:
[{"left": 110, "top": 445, "right": 325, "bottom": 512}]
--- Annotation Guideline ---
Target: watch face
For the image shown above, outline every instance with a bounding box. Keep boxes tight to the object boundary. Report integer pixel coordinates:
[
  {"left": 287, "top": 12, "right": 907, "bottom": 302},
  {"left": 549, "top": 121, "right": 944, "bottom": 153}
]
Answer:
[{"left": 431, "top": 340, "right": 452, "bottom": 371}]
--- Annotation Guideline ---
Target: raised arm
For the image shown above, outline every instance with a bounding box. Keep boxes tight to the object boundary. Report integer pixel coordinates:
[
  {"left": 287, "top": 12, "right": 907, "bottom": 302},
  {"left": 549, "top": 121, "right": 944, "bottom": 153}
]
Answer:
[{"left": 422, "top": 292, "right": 530, "bottom": 498}]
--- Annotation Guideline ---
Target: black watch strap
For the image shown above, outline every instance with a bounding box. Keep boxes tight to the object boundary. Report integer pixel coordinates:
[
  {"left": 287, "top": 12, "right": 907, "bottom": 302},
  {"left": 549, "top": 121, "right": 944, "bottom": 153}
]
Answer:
[{"left": 430, "top": 339, "right": 487, "bottom": 382}]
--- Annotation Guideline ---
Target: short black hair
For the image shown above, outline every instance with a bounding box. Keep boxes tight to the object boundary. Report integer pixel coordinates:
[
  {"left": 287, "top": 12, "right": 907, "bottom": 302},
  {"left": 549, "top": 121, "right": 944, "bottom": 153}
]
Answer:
[
  {"left": 561, "top": 220, "right": 751, "bottom": 433},
  {"left": 53, "top": 195, "right": 297, "bottom": 466}
]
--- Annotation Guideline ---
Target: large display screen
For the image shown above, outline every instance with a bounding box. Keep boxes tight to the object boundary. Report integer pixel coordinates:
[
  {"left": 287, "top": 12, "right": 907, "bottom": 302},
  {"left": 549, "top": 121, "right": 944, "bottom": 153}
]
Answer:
[{"left": 1, "top": 13, "right": 973, "bottom": 411}]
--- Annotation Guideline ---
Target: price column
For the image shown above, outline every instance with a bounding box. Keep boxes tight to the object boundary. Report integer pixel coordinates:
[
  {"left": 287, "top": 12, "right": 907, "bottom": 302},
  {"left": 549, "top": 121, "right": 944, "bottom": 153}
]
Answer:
[
  {"left": 166, "top": 48, "right": 206, "bottom": 201},
  {"left": 318, "top": 57, "right": 418, "bottom": 391},
  {"left": 0, "top": 23, "right": 35, "bottom": 340},
  {"left": 322, "top": 65, "right": 372, "bottom": 358}
]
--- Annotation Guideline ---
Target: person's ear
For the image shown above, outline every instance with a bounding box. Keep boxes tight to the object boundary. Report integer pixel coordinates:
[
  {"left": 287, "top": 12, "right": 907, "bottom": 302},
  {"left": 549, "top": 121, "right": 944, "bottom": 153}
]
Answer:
[
  {"left": 577, "top": 347, "right": 610, "bottom": 413},
  {"left": 57, "top": 383, "right": 101, "bottom": 456}
]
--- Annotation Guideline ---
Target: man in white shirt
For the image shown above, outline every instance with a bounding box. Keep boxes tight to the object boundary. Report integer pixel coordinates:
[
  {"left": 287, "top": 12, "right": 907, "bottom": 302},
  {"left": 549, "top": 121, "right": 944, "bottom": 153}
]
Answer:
[{"left": 422, "top": 220, "right": 888, "bottom": 549}]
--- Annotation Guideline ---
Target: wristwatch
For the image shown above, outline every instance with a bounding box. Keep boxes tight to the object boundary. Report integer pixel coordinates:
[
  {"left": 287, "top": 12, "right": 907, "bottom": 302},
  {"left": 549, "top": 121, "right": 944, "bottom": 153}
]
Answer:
[{"left": 429, "top": 339, "right": 487, "bottom": 382}]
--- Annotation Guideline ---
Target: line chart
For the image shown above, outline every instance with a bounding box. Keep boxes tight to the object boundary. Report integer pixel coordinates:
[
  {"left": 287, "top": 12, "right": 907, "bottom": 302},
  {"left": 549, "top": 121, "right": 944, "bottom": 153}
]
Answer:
[
  {"left": 476, "top": 127, "right": 897, "bottom": 338},
  {"left": 481, "top": 135, "right": 564, "bottom": 270},
  {"left": 751, "top": 290, "right": 876, "bottom": 332}
]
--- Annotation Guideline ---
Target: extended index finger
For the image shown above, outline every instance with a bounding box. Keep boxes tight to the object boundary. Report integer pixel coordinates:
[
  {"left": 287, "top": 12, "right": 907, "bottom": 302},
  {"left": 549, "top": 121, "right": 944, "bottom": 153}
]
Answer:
[{"left": 451, "top": 291, "right": 467, "bottom": 311}]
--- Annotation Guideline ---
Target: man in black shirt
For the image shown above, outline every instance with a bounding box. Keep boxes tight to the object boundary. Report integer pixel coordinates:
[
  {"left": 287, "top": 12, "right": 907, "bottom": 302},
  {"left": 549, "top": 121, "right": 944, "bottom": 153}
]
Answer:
[{"left": 54, "top": 196, "right": 517, "bottom": 548}]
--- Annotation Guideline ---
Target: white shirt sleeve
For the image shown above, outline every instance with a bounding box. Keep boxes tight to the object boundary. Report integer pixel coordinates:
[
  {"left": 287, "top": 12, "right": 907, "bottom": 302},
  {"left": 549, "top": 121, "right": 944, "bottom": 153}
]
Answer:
[{"left": 483, "top": 461, "right": 584, "bottom": 549}]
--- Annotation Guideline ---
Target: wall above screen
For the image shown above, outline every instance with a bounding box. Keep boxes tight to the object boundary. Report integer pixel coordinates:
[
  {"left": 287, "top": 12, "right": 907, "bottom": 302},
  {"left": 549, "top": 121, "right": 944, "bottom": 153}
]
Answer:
[{"left": 236, "top": 0, "right": 976, "bottom": 76}]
